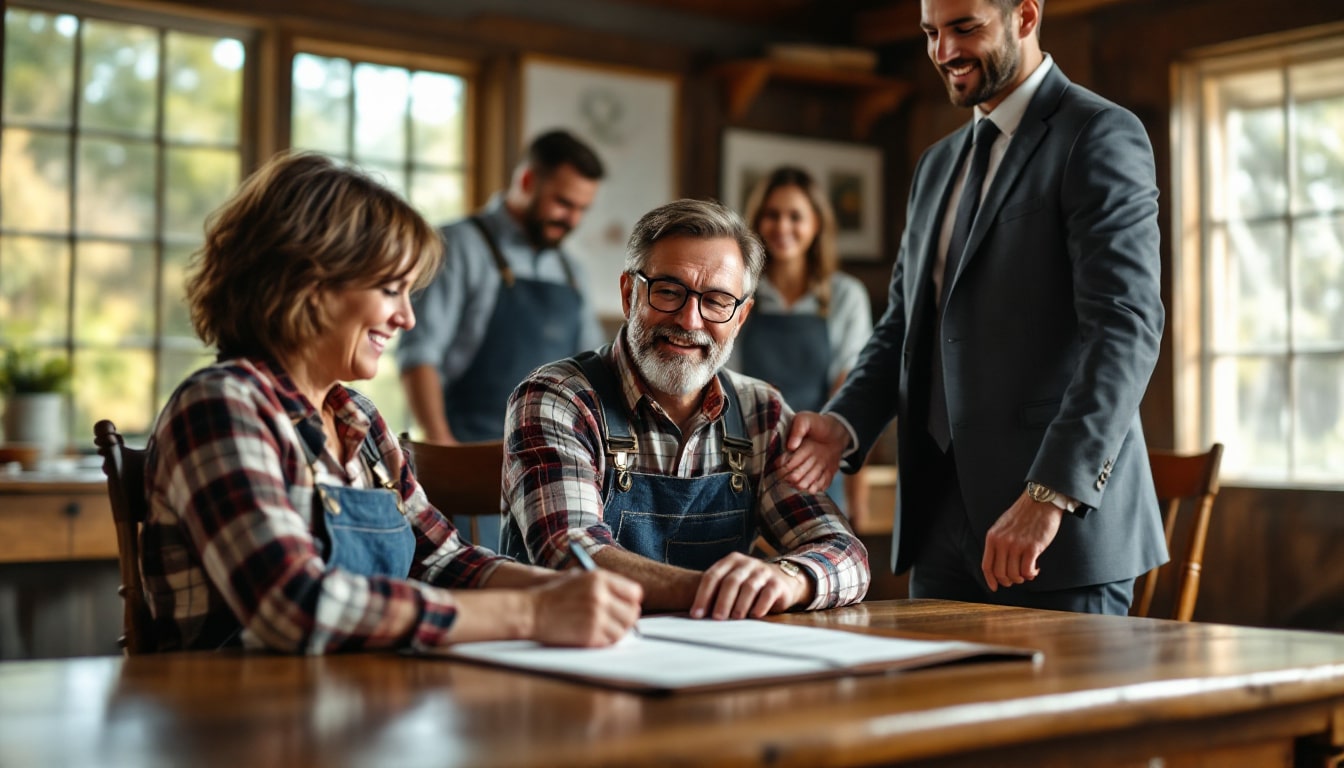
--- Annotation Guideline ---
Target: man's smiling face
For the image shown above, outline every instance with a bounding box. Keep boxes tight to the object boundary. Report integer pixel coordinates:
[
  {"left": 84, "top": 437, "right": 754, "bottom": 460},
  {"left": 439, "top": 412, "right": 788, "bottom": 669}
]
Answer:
[
  {"left": 622, "top": 235, "right": 751, "bottom": 398},
  {"left": 921, "top": 0, "right": 1024, "bottom": 111}
]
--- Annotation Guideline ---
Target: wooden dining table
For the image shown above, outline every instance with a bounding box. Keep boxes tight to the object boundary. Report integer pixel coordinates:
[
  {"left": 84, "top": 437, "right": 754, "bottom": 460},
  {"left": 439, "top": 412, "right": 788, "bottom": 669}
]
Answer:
[{"left": 3, "top": 599, "right": 1343, "bottom": 767}]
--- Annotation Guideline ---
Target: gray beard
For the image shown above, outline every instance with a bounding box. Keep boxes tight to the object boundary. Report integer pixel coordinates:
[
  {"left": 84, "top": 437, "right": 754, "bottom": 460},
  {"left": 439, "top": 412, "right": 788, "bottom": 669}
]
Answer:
[{"left": 626, "top": 310, "right": 734, "bottom": 396}]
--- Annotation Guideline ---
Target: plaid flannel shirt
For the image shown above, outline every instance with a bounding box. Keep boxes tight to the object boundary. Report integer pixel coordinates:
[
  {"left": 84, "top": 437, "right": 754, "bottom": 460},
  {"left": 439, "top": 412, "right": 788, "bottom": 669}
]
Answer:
[
  {"left": 503, "top": 331, "right": 870, "bottom": 610},
  {"left": 142, "top": 356, "right": 508, "bottom": 653}
]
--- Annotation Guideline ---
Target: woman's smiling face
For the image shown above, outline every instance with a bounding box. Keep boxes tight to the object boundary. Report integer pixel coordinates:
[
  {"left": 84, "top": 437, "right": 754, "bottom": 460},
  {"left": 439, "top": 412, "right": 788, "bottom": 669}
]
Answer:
[{"left": 312, "top": 260, "right": 419, "bottom": 385}]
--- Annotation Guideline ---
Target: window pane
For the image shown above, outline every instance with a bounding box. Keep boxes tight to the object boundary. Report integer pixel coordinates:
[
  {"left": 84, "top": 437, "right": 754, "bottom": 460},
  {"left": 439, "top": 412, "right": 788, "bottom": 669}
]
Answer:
[
  {"left": 292, "top": 53, "right": 351, "bottom": 154},
  {"left": 76, "top": 138, "right": 157, "bottom": 237},
  {"left": 1292, "top": 214, "right": 1344, "bottom": 346},
  {"left": 74, "top": 240, "right": 156, "bottom": 344},
  {"left": 164, "top": 32, "right": 244, "bottom": 144},
  {"left": 0, "top": 128, "right": 70, "bottom": 232},
  {"left": 1208, "top": 70, "right": 1286, "bottom": 222},
  {"left": 1291, "top": 60, "right": 1344, "bottom": 216},
  {"left": 164, "top": 146, "right": 239, "bottom": 238},
  {"left": 3, "top": 10, "right": 76, "bottom": 126},
  {"left": 1208, "top": 221, "right": 1288, "bottom": 349},
  {"left": 1211, "top": 355, "right": 1288, "bottom": 481},
  {"left": 0, "top": 235, "right": 69, "bottom": 341},
  {"left": 1294, "top": 356, "right": 1344, "bottom": 483},
  {"left": 161, "top": 243, "right": 198, "bottom": 340},
  {"left": 409, "top": 168, "right": 467, "bottom": 225},
  {"left": 353, "top": 63, "right": 409, "bottom": 162},
  {"left": 361, "top": 161, "right": 407, "bottom": 199},
  {"left": 410, "top": 71, "right": 465, "bottom": 166},
  {"left": 352, "top": 344, "right": 410, "bottom": 436},
  {"left": 157, "top": 346, "right": 213, "bottom": 414},
  {"left": 80, "top": 19, "right": 159, "bottom": 137},
  {"left": 72, "top": 347, "right": 154, "bottom": 443}
]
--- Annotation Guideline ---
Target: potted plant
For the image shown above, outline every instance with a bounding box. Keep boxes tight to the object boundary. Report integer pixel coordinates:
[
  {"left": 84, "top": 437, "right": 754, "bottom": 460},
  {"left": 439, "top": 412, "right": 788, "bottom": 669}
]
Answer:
[{"left": 0, "top": 346, "right": 72, "bottom": 464}]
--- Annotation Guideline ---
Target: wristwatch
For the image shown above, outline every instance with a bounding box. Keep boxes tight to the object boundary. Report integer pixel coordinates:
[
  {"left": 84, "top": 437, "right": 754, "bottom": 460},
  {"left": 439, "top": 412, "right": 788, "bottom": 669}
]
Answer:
[
  {"left": 776, "top": 559, "right": 806, "bottom": 583},
  {"left": 1027, "top": 481, "right": 1080, "bottom": 514},
  {"left": 1025, "top": 481, "right": 1058, "bottom": 504}
]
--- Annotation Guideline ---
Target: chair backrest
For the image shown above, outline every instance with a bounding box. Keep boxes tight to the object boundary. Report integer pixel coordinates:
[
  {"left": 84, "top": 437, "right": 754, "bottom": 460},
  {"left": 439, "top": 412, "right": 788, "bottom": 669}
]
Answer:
[
  {"left": 93, "top": 419, "right": 157, "bottom": 654},
  {"left": 1133, "top": 443, "right": 1224, "bottom": 622},
  {"left": 398, "top": 434, "right": 506, "bottom": 544}
]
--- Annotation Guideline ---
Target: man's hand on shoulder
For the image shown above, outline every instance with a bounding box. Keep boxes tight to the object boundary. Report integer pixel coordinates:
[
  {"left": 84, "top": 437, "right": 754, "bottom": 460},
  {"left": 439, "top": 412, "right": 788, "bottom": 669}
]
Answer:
[
  {"left": 782, "top": 411, "right": 849, "bottom": 493},
  {"left": 689, "top": 552, "right": 812, "bottom": 620}
]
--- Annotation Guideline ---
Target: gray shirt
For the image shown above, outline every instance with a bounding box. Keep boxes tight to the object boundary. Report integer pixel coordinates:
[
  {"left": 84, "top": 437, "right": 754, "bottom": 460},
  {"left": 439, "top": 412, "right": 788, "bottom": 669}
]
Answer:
[{"left": 397, "top": 195, "right": 607, "bottom": 384}]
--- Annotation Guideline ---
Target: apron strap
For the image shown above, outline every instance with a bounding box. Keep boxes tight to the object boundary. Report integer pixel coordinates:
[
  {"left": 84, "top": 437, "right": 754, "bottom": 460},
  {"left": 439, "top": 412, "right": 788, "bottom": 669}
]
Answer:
[{"left": 469, "top": 215, "right": 579, "bottom": 291}]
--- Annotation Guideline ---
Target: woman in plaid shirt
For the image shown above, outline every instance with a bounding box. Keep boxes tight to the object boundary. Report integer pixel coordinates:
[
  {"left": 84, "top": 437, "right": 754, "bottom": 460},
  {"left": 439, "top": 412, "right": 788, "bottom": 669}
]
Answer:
[{"left": 141, "top": 152, "right": 641, "bottom": 653}]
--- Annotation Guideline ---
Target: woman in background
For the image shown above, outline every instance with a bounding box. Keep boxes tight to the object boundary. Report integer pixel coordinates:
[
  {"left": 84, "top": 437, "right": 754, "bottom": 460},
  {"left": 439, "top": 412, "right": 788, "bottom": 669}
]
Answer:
[
  {"left": 735, "top": 166, "right": 873, "bottom": 517},
  {"left": 142, "top": 151, "right": 640, "bottom": 653}
]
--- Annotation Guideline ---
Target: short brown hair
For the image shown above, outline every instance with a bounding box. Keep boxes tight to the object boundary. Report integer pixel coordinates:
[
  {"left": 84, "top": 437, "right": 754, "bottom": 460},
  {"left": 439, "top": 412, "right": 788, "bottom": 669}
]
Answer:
[
  {"left": 526, "top": 129, "right": 605, "bottom": 181},
  {"left": 186, "top": 151, "right": 443, "bottom": 360},
  {"left": 625, "top": 198, "right": 765, "bottom": 297},
  {"left": 742, "top": 166, "right": 840, "bottom": 313}
]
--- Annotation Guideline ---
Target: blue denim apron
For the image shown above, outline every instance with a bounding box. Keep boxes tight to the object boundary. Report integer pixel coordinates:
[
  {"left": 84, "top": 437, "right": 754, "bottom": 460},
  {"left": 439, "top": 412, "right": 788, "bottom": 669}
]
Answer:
[
  {"left": 738, "top": 310, "right": 847, "bottom": 512},
  {"left": 501, "top": 348, "right": 756, "bottom": 570},
  {"left": 442, "top": 217, "right": 583, "bottom": 547},
  {"left": 299, "top": 420, "right": 416, "bottom": 579}
]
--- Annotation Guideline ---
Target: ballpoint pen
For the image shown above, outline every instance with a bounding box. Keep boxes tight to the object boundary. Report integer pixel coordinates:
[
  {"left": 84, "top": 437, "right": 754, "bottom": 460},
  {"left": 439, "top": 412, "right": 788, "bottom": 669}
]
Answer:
[{"left": 568, "top": 538, "right": 642, "bottom": 637}]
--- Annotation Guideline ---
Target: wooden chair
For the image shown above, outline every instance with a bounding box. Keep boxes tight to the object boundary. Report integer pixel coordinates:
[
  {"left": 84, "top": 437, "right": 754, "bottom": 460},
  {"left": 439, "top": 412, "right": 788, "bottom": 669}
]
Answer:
[
  {"left": 1132, "top": 443, "right": 1225, "bottom": 622},
  {"left": 398, "top": 434, "right": 506, "bottom": 544},
  {"left": 93, "top": 419, "right": 157, "bottom": 654}
]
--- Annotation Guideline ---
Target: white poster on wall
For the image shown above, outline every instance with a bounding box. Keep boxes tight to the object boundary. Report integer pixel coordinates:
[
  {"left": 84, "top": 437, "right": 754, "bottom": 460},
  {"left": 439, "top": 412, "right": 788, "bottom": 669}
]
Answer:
[{"left": 521, "top": 57, "right": 680, "bottom": 319}]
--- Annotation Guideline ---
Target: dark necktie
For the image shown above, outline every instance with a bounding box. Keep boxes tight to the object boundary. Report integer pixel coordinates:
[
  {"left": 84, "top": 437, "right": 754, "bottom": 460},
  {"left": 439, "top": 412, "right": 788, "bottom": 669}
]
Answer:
[{"left": 928, "top": 118, "right": 1001, "bottom": 452}]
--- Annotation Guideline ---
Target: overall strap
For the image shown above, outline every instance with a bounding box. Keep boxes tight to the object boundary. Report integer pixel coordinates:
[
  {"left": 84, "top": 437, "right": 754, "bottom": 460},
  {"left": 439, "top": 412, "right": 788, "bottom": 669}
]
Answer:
[
  {"left": 468, "top": 216, "right": 515, "bottom": 288},
  {"left": 574, "top": 347, "right": 637, "bottom": 492},
  {"left": 714, "top": 370, "right": 753, "bottom": 493}
]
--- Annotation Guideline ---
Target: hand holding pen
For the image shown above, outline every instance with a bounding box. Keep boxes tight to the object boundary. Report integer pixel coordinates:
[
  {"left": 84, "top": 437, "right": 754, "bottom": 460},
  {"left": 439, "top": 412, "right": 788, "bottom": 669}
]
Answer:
[{"left": 569, "top": 538, "right": 643, "bottom": 638}]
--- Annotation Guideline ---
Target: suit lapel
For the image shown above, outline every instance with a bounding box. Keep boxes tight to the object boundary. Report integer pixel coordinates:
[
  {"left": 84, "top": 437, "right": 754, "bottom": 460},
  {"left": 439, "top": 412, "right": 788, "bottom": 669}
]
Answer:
[{"left": 949, "top": 66, "right": 1072, "bottom": 291}]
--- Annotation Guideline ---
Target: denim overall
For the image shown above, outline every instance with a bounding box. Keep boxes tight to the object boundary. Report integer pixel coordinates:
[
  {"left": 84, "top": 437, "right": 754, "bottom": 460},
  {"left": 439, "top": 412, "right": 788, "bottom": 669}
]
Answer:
[
  {"left": 299, "top": 421, "right": 416, "bottom": 579},
  {"left": 501, "top": 349, "right": 756, "bottom": 570},
  {"left": 738, "top": 311, "right": 847, "bottom": 511},
  {"left": 442, "top": 217, "right": 582, "bottom": 547}
]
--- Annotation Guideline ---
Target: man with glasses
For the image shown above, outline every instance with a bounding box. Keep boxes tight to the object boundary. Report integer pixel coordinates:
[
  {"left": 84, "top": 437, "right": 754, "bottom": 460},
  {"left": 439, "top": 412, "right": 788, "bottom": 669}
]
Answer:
[{"left": 500, "top": 199, "right": 869, "bottom": 619}]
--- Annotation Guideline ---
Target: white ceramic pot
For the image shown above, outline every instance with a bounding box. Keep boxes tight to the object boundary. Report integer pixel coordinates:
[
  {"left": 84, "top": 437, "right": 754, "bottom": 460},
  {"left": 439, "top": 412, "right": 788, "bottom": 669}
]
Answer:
[{"left": 2, "top": 392, "right": 64, "bottom": 463}]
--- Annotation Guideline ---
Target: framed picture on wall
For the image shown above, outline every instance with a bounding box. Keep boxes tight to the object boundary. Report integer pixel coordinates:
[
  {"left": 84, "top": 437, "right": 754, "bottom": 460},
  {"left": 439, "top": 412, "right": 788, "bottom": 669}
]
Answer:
[
  {"left": 720, "top": 129, "right": 883, "bottom": 260},
  {"left": 521, "top": 56, "right": 680, "bottom": 319}
]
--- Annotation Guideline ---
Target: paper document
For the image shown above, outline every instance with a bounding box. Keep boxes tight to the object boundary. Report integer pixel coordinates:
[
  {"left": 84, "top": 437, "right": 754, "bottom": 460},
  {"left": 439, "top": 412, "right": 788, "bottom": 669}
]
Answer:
[{"left": 433, "top": 616, "right": 1039, "bottom": 693}]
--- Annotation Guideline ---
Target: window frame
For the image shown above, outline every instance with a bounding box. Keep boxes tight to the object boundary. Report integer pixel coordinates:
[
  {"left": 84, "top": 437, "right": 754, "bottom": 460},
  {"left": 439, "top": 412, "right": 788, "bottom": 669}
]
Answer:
[
  {"left": 1172, "top": 22, "right": 1344, "bottom": 489},
  {"left": 1, "top": 0, "right": 258, "bottom": 445}
]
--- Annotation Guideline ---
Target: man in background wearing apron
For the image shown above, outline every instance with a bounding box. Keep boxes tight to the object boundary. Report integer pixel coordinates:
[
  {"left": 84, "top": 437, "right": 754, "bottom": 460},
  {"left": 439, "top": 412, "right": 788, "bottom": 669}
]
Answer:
[
  {"left": 501, "top": 199, "right": 869, "bottom": 620},
  {"left": 398, "top": 130, "right": 608, "bottom": 548}
]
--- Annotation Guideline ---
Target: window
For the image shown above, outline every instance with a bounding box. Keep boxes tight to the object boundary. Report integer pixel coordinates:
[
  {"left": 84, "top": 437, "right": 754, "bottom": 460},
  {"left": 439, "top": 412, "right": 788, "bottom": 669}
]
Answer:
[
  {"left": 1174, "top": 27, "right": 1344, "bottom": 486},
  {"left": 1, "top": 7, "right": 477, "bottom": 447},
  {"left": 1, "top": 5, "right": 249, "bottom": 446},
  {"left": 290, "top": 44, "right": 471, "bottom": 433}
]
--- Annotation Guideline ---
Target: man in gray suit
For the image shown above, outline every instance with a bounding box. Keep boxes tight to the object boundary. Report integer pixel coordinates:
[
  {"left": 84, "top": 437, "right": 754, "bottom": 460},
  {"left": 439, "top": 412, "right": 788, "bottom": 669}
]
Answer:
[{"left": 784, "top": 0, "right": 1167, "bottom": 614}]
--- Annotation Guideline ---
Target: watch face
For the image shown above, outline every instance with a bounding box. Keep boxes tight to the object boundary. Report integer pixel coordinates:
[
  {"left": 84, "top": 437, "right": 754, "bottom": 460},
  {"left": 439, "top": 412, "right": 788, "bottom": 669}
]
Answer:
[{"left": 1029, "top": 483, "right": 1055, "bottom": 502}]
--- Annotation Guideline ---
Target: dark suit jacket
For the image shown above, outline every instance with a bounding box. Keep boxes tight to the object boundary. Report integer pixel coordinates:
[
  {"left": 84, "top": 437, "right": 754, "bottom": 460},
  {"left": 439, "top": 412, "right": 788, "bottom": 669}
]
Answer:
[{"left": 830, "top": 64, "right": 1168, "bottom": 590}]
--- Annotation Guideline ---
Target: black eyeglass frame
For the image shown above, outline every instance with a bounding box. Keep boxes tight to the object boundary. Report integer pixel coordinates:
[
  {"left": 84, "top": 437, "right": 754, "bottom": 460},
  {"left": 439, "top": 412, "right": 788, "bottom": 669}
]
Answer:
[{"left": 633, "top": 271, "right": 748, "bottom": 324}]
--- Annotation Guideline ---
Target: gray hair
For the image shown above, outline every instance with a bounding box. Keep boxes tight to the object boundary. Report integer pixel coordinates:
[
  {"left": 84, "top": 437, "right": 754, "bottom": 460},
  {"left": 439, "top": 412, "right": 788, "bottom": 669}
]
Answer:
[{"left": 624, "top": 198, "right": 765, "bottom": 297}]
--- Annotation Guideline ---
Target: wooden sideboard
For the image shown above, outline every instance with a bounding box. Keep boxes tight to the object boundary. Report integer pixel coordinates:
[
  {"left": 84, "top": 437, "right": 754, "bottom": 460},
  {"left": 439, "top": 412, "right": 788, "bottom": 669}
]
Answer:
[{"left": 0, "top": 474, "right": 116, "bottom": 563}]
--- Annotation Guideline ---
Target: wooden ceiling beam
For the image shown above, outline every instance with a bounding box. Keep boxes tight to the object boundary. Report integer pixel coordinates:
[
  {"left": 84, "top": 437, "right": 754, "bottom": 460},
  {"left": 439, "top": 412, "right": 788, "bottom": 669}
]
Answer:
[{"left": 855, "top": 0, "right": 1141, "bottom": 46}]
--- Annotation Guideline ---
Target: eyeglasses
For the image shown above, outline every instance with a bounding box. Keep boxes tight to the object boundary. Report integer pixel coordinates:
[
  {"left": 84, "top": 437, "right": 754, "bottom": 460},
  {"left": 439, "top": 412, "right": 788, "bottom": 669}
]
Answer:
[{"left": 634, "top": 271, "right": 746, "bottom": 324}]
